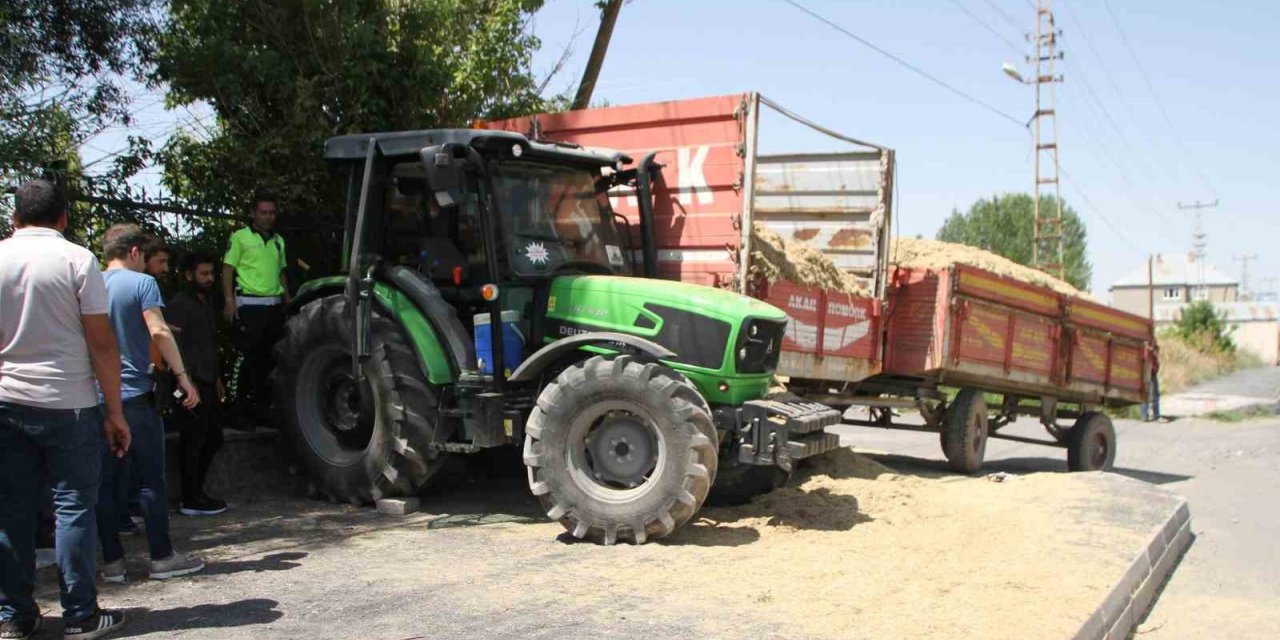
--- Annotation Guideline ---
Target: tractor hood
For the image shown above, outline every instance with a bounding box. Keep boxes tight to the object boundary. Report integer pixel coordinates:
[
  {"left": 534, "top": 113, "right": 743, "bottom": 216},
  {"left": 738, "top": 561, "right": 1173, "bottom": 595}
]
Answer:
[{"left": 545, "top": 275, "right": 787, "bottom": 374}]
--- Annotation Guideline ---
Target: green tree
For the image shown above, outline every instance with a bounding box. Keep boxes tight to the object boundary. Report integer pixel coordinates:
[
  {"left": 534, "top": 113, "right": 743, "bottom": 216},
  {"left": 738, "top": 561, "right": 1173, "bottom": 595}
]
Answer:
[
  {"left": 937, "top": 193, "right": 1093, "bottom": 290},
  {"left": 0, "top": 0, "right": 158, "bottom": 176},
  {"left": 151, "top": 0, "right": 552, "bottom": 271},
  {"left": 1171, "top": 301, "right": 1236, "bottom": 353}
]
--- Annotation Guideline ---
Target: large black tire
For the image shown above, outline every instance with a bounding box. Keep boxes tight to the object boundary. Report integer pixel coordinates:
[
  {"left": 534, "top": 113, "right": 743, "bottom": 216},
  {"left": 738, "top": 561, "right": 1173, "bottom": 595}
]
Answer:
[
  {"left": 941, "top": 388, "right": 988, "bottom": 473},
  {"left": 1067, "top": 412, "right": 1117, "bottom": 471},
  {"left": 273, "top": 296, "right": 444, "bottom": 504},
  {"left": 523, "top": 355, "right": 718, "bottom": 544},
  {"left": 707, "top": 463, "right": 790, "bottom": 506}
]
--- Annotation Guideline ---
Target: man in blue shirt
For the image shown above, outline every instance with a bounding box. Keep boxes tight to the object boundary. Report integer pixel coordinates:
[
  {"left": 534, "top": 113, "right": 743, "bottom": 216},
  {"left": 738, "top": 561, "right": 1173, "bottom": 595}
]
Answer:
[{"left": 96, "top": 224, "right": 205, "bottom": 584}]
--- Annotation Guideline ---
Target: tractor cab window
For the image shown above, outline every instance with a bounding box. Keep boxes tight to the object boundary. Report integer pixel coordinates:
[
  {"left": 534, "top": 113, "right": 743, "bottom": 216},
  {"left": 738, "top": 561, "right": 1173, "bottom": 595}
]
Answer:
[
  {"left": 381, "top": 161, "right": 486, "bottom": 287},
  {"left": 492, "top": 161, "right": 629, "bottom": 277}
]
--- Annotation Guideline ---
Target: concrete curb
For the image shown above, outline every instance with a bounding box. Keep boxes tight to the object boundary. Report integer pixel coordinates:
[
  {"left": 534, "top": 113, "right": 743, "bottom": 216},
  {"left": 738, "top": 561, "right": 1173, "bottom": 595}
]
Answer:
[{"left": 1073, "top": 499, "right": 1193, "bottom": 640}]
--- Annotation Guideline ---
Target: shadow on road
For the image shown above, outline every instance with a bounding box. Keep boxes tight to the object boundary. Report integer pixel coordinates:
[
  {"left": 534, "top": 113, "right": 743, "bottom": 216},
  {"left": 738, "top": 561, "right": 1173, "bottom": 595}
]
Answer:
[
  {"left": 860, "top": 452, "right": 1193, "bottom": 485},
  {"left": 120, "top": 598, "right": 284, "bottom": 636},
  {"left": 38, "top": 599, "right": 284, "bottom": 638},
  {"left": 202, "top": 551, "right": 308, "bottom": 577}
]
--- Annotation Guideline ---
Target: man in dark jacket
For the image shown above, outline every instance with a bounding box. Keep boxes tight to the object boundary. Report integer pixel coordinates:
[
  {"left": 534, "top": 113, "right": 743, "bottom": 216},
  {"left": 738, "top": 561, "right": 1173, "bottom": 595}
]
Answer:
[{"left": 167, "top": 252, "right": 227, "bottom": 515}]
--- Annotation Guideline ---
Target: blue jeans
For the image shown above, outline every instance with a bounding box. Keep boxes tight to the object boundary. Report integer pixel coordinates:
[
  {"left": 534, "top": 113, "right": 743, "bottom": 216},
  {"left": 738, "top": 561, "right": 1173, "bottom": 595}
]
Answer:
[
  {"left": 96, "top": 397, "right": 173, "bottom": 563},
  {"left": 1142, "top": 375, "right": 1161, "bottom": 421},
  {"left": 0, "top": 402, "right": 104, "bottom": 623}
]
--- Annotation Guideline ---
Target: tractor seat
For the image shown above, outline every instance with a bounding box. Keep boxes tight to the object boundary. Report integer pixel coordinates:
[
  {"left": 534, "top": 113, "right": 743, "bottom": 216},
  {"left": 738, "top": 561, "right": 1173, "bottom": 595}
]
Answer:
[{"left": 417, "top": 237, "right": 469, "bottom": 287}]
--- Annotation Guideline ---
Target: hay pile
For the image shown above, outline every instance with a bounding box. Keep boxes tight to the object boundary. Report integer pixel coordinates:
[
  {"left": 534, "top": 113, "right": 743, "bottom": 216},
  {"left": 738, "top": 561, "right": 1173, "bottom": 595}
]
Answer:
[
  {"left": 891, "top": 236, "right": 1087, "bottom": 298},
  {"left": 749, "top": 224, "right": 867, "bottom": 295}
]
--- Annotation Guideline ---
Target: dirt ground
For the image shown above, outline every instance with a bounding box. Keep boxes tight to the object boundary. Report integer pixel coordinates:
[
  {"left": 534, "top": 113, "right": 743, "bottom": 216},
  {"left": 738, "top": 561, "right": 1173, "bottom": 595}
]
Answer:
[{"left": 34, "top": 449, "right": 1181, "bottom": 639}]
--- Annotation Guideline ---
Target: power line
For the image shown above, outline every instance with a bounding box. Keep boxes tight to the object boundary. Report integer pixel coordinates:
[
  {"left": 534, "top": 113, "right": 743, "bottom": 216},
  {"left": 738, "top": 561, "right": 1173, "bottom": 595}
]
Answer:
[
  {"left": 782, "top": 0, "right": 1146, "bottom": 259},
  {"left": 1057, "top": 88, "right": 1175, "bottom": 230},
  {"left": 1059, "top": 165, "right": 1144, "bottom": 256},
  {"left": 1099, "top": 0, "right": 1218, "bottom": 199},
  {"left": 948, "top": 0, "right": 1025, "bottom": 56},
  {"left": 781, "top": 0, "right": 1026, "bottom": 128},
  {"left": 978, "top": 0, "right": 1029, "bottom": 34}
]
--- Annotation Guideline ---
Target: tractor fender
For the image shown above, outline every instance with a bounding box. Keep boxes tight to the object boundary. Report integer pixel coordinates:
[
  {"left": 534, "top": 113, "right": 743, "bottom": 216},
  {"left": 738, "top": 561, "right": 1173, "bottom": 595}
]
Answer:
[
  {"left": 282, "top": 277, "right": 456, "bottom": 385},
  {"left": 508, "top": 332, "right": 676, "bottom": 383},
  {"left": 380, "top": 266, "right": 475, "bottom": 376}
]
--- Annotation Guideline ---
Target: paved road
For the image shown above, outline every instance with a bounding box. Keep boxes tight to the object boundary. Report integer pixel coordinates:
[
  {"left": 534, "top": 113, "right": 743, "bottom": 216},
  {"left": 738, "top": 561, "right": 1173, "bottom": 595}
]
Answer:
[
  {"left": 831, "top": 413, "right": 1280, "bottom": 639},
  {"left": 1161, "top": 365, "right": 1280, "bottom": 417}
]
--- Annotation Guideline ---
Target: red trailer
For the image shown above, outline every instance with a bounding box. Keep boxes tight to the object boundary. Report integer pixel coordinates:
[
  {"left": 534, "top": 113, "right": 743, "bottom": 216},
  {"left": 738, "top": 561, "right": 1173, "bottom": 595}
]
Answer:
[{"left": 487, "top": 92, "right": 1153, "bottom": 473}]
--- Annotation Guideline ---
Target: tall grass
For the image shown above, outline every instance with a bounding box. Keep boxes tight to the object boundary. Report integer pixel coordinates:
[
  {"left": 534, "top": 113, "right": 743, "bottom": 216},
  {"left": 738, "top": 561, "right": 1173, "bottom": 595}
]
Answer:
[{"left": 1158, "top": 330, "right": 1262, "bottom": 395}]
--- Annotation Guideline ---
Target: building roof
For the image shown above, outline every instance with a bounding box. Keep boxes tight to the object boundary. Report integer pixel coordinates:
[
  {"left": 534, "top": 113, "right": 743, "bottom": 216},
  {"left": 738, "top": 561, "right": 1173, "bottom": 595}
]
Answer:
[
  {"left": 1111, "top": 252, "right": 1238, "bottom": 289},
  {"left": 1154, "top": 301, "right": 1280, "bottom": 323}
]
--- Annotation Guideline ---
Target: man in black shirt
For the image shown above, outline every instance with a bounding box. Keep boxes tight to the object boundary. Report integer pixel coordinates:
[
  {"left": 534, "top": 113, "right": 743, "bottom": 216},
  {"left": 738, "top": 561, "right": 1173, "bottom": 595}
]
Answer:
[{"left": 167, "top": 253, "right": 227, "bottom": 515}]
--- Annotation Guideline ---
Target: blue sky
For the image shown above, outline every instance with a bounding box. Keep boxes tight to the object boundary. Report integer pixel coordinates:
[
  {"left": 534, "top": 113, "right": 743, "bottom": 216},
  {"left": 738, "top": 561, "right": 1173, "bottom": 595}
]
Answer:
[
  {"left": 524, "top": 0, "right": 1279, "bottom": 296},
  {"left": 80, "top": 0, "right": 1279, "bottom": 297}
]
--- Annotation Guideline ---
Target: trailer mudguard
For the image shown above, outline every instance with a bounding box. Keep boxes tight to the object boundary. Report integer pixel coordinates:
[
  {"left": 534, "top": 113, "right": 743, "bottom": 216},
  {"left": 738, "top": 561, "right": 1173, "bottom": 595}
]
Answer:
[{"left": 507, "top": 332, "right": 676, "bottom": 383}]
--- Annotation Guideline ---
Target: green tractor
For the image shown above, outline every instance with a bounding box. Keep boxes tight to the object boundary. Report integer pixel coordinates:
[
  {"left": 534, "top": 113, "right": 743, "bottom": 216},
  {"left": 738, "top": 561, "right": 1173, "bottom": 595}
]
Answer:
[{"left": 273, "top": 129, "right": 841, "bottom": 544}]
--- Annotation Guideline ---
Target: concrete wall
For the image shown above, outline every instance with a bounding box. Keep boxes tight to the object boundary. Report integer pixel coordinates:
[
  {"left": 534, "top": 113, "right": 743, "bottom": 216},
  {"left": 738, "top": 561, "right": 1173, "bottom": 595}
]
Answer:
[
  {"left": 1235, "top": 322, "right": 1280, "bottom": 366},
  {"left": 1111, "top": 284, "right": 1238, "bottom": 318}
]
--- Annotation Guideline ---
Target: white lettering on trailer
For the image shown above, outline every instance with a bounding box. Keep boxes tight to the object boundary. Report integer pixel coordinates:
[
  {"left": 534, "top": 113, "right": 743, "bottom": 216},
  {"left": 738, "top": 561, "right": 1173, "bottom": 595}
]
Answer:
[
  {"left": 788, "top": 294, "right": 819, "bottom": 313},
  {"left": 827, "top": 301, "right": 868, "bottom": 321},
  {"left": 677, "top": 146, "right": 713, "bottom": 205}
]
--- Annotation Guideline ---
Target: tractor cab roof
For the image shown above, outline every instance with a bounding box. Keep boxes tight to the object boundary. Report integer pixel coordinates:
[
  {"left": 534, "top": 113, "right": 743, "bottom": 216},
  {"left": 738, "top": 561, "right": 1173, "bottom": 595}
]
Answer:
[{"left": 323, "top": 128, "right": 629, "bottom": 169}]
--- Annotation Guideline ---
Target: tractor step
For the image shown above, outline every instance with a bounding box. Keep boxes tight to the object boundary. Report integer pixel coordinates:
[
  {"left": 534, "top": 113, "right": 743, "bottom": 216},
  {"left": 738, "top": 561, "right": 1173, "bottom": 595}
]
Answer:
[{"left": 787, "top": 432, "right": 843, "bottom": 460}]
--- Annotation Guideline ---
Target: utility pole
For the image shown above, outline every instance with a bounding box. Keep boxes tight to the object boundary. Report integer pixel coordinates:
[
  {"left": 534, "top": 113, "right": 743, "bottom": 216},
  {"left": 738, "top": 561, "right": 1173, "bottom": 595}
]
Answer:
[
  {"left": 1030, "top": 0, "right": 1065, "bottom": 280},
  {"left": 1178, "top": 199, "right": 1218, "bottom": 301},
  {"left": 1234, "top": 253, "right": 1258, "bottom": 300},
  {"left": 572, "top": 0, "right": 624, "bottom": 111}
]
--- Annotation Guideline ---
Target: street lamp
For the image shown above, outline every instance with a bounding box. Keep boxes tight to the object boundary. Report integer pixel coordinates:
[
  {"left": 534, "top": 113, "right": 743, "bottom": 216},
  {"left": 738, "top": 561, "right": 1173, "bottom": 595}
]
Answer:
[{"left": 1002, "top": 62, "right": 1027, "bottom": 84}]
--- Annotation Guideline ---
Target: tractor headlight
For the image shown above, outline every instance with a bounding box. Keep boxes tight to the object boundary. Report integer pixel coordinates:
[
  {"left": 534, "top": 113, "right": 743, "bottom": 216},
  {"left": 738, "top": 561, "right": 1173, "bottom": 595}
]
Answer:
[{"left": 735, "top": 318, "right": 785, "bottom": 374}]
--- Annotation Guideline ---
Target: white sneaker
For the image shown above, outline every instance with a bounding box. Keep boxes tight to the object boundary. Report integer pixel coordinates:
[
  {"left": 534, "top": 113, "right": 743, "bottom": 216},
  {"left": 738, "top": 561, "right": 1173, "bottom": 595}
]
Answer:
[
  {"left": 101, "top": 558, "right": 126, "bottom": 584},
  {"left": 148, "top": 551, "right": 205, "bottom": 580}
]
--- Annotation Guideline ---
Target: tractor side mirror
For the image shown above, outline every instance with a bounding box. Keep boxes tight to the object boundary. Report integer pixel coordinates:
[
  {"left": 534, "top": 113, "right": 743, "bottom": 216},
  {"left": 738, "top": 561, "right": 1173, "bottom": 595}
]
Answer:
[{"left": 420, "top": 143, "right": 467, "bottom": 211}]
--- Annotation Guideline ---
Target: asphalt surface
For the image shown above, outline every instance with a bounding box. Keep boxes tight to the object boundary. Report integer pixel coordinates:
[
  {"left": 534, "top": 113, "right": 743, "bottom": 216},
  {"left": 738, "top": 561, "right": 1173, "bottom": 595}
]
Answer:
[
  {"left": 831, "top": 410, "right": 1280, "bottom": 639},
  {"left": 26, "top": 392, "right": 1278, "bottom": 638},
  {"left": 1161, "top": 365, "right": 1280, "bottom": 417}
]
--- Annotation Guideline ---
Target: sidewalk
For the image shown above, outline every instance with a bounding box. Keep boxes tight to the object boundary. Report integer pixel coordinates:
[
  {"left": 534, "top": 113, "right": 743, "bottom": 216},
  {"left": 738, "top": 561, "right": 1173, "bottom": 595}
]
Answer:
[{"left": 1160, "top": 366, "right": 1280, "bottom": 417}]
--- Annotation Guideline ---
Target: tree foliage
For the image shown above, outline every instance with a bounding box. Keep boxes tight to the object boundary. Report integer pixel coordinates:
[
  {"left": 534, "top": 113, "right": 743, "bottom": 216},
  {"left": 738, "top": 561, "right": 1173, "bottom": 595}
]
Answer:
[
  {"left": 937, "top": 193, "right": 1092, "bottom": 290},
  {"left": 0, "top": 0, "right": 158, "bottom": 174},
  {"left": 1171, "top": 301, "right": 1236, "bottom": 353},
  {"left": 151, "top": 0, "right": 552, "bottom": 272}
]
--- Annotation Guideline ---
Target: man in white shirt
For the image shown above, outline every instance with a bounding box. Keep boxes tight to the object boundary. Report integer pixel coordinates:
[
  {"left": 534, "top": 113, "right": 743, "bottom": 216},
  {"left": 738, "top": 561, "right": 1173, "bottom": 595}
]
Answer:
[{"left": 0, "top": 180, "right": 130, "bottom": 640}]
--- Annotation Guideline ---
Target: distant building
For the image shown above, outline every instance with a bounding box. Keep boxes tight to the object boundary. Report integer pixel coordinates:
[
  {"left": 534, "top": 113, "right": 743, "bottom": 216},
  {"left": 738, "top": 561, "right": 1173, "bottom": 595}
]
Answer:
[{"left": 1109, "top": 253, "right": 1239, "bottom": 317}]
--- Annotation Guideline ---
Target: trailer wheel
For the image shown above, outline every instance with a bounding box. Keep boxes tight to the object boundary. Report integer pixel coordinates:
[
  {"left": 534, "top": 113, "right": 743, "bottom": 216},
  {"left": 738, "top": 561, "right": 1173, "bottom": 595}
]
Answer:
[
  {"left": 942, "top": 388, "right": 988, "bottom": 473},
  {"left": 1067, "top": 412, "right": 1116, "bottom": 471},
  {"left": 523, "top": 355, "right": 718, "bottom": 544},
  {"left": 273, "top": 296, "right": 444, "bottom": 504}
]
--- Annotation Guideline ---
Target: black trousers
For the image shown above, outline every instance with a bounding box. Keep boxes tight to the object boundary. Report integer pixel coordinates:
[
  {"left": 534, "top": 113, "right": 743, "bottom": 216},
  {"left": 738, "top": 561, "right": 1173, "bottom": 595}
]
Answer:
[
  {"left": 233, "top": 303, "right": 285, "bottom": 423},
  {"left": 173, "top": 380, "right": 224, "bottom": 500}
]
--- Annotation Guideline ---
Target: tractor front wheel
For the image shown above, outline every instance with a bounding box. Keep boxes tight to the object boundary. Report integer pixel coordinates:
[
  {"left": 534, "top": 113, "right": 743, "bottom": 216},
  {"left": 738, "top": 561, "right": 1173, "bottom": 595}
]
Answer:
[
  {"left": 523, "top": 355, "right": 718, "bottom": 544},
  {"left": 273, "top": 296, "right": 444, "bottom": 504}
]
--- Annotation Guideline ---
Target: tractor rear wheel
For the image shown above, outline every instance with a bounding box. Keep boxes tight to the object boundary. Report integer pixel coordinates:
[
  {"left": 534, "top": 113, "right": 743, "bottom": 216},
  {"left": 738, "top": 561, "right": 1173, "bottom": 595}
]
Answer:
[
  {"left": 273, "top": 296, "right": 444, "bottom": 504},
  {"left": 523, "top": 355, "right": 718, "bottom": 544}
]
